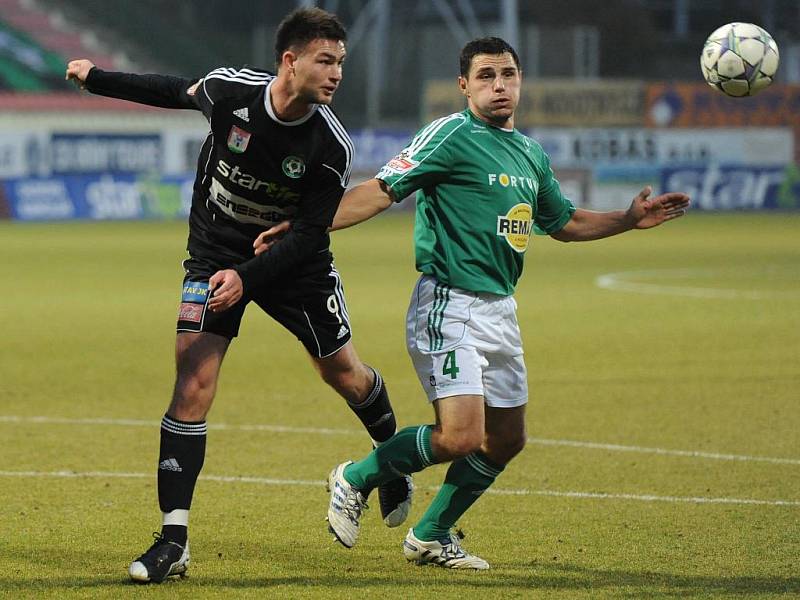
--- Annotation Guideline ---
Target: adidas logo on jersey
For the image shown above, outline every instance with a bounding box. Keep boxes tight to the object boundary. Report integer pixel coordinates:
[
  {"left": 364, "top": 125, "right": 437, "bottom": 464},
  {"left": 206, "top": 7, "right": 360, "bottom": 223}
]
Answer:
[
  {"left": 233, "top": 107, "right": 250, "bottom": 122},
  {"left": 159, "top": 458, "right": 183, "bottom": 472},
  {"left": 336, "top": 325, "right": 349, "bottom": 339}
]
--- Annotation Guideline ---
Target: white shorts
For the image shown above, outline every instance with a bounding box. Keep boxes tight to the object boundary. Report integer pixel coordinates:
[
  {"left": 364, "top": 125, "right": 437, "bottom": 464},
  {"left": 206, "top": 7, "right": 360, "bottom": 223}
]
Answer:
[{"left": 405, "top": 275, "right": 528, "bottom": 408}]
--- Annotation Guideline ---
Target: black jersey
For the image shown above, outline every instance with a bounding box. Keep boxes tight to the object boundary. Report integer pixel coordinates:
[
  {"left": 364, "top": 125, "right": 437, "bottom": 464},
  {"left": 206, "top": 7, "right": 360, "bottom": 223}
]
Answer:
[{"left": 85, "top": 66, "right": 353, "bottom": 291}]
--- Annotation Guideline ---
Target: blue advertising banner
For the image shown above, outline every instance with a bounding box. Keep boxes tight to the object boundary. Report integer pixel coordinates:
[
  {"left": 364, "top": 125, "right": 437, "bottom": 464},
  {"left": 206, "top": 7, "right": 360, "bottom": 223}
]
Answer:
[
  {"left": 5, "top": 178, "right": 76, "bottom": 220},
  {"left": 349, "top": 129, "right": 411, "bottom": 172},
  {"left": 4, "top": 174, "right": 194, "bottom": 221},
  {"left": 660, "top": 165, "right": 800, "bottom": 210}
]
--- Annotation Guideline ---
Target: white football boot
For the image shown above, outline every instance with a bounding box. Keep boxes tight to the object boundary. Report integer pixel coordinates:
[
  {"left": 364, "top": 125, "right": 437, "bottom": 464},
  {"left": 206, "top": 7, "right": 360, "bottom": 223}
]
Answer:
[
  {"left": 403, "top": 528, "right": 489, "bottom": 570},
  {"left": 326, "top": 461, "right": 368, "bottom": 548}
]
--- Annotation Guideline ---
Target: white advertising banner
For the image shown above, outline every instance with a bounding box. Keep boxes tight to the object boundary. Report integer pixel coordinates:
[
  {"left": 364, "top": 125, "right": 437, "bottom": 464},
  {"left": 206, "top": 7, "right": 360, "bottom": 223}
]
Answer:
[
  {"left": 0, "top": 112, "right": 208, "bottom": 177},
  {"left": 528, "top": 128, "right": 794, "bottom": 168},
  {"left": 0, "top": 117, "right": 793, "bottom": 179}
]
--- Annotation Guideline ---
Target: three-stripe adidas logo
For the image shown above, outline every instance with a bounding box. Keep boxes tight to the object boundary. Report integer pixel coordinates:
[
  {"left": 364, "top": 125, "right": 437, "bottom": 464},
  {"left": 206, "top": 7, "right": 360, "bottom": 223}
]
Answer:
[
  {"left": 332, "top": 481, "right": 347, "bottom": 512},
  {"left": 159, "top": 458, "right": 183, "bottom": 472},
  {"left": 233, "top": 107, "right": 249, "bottom": 122},
  {"left": 336, "top": 325, "right": 349, "bottom": 339}
]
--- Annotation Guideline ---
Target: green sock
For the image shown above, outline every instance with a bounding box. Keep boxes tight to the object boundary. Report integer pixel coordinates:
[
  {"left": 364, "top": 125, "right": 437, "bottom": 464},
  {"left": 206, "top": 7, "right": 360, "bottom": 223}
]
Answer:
[
  {"left": 412, "top": 450, "right": 504, "bottom": 541},
  {"left": 343, "top": 425, "right": 435, "bottom": 496}
]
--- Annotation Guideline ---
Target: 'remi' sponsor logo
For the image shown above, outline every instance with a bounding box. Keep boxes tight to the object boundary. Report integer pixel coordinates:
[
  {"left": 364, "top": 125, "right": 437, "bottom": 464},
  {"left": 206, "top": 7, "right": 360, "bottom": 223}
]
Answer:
[
  {"left": 487, "top": 173, "right": 538, "bottom": 193},
  {"left": 497, "top": 203, "right": 533, "bottom": 253}
]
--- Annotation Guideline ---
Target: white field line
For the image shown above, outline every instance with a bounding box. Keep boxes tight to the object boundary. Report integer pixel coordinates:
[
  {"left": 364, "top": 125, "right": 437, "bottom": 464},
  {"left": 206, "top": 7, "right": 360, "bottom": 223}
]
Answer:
[
  {"left": 0, "top": 469, "right": 797, "bottom": 507},
  {"left": 0, "top": 415, "right": 350, "bottom": 436},
  {"left": 1, "top": 415, "right": 798, "bottom": 467},
  {"left": 525, "top": 437, "right": 800, "bottom": 466},
  {"left": 596, "top": 269, "right": 800, "bottom": 300}
]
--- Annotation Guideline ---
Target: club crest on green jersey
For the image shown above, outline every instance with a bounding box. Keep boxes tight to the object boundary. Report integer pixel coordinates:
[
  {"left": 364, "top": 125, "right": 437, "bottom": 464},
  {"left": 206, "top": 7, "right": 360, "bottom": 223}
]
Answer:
[
  {"left": 282, "top": 155, "right": 306, "bottom": 179},
  {"left": 497, "top": 203, "right": 533, "bottom": 253}
]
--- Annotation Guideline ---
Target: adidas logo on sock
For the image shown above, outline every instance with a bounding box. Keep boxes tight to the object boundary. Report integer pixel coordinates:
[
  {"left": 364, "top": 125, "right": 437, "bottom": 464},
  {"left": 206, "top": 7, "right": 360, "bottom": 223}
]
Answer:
[
  {"left": 233, "top": 107, "right": 249, "bottom": 122},
  {"left": 159, "top": 458, "right": 183, "bottom": 472},
  {"left": 336, "top": 325, "right": 349, "bottom": 339},
  {"left": 368, "top": 412, "right": 392, "bottom": 427}
]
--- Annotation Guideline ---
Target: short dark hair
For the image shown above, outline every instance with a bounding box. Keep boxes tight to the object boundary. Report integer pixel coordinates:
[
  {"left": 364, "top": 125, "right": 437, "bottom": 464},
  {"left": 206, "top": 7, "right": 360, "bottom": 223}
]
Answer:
[
  {"left": 459, "top": 37, "right": 521, "bottom": 77},
  {"left": 274, "top": 8, "right": 347, "bottom": 68}
]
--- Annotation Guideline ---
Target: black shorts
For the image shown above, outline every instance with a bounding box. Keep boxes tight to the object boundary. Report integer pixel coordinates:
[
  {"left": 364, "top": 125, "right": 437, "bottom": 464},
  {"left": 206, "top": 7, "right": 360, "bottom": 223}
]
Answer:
[{"left": 176, "top": 263, "right": 352, "bottom": 358}]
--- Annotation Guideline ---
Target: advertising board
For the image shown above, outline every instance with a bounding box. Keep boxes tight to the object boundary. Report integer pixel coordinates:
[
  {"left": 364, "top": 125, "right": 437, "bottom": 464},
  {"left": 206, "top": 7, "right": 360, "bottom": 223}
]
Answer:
[
  {"left": 3, "top": 174, "right": 194, "bottom": 221},
  {"left": 660, "top": 165, "right": 800, "bottom": 210},
  {"left": 529, "top": 128, "right": 794, "bottom": 168}
]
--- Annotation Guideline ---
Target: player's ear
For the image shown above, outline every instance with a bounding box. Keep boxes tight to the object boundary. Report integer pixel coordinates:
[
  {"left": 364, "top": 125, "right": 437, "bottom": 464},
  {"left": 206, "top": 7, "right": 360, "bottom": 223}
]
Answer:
[
  {"left": 458, "top": 76, "right": 469, "bottom": 97},
  {"left": 281, "top": 50, "right": 298, "bottom": 75}
]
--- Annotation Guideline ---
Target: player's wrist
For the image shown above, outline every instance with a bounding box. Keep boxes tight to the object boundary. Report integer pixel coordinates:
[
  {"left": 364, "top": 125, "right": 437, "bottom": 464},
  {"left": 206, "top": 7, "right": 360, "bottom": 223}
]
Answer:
[
  {"left": 232, "top": 265, "right": 254, "bottom": 293},
  {"left": 621, "top": 208, "right": 639, "bottom": 231}
]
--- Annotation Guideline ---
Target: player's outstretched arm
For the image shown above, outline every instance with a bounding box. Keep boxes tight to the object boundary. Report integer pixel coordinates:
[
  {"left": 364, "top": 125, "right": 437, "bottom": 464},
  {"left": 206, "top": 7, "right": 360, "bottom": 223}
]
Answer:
[
  {"left": 332, "top": 178, "right": 395, "bottom": 230},
  {"left": 551, "top": 186, "right": 690, "bottom": 242},
  {"left": 65, "top": 58, "right": 199, "bottom": 110}
]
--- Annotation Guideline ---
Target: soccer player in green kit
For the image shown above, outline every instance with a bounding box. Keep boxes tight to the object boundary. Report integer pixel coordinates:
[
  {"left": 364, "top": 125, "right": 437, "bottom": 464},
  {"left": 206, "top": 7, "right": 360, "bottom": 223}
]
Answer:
[{"left": 257, "top": 37, "right": 690, "bottom": 569}]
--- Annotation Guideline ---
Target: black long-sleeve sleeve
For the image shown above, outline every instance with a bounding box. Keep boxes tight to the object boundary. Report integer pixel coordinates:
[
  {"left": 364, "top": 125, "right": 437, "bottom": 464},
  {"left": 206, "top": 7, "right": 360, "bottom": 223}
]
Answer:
[
  {"left": 234, "top": 221, "right": 329, "bottom": 292},
  {"left": 84, "top": 68, "right": 200, "bottom": 110}
]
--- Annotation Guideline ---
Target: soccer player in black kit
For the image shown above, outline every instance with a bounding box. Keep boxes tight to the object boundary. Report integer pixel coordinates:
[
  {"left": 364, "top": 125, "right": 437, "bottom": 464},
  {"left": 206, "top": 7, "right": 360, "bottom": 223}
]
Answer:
[{"left": 66, "top": 8, "right": 411, "bottom": 584}]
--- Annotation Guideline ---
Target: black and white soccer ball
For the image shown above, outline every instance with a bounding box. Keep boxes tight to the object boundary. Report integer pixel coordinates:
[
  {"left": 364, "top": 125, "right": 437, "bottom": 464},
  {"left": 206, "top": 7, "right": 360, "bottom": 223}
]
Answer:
[{"left": 701, "top": 22, "right": 779, "bottom": 97}]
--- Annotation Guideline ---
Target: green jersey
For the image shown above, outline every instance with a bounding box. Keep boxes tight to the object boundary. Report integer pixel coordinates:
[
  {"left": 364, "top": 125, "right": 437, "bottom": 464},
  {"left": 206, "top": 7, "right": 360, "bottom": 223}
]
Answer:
[{"left": 377, "top": 109, "right": 575, "bottom": 296}]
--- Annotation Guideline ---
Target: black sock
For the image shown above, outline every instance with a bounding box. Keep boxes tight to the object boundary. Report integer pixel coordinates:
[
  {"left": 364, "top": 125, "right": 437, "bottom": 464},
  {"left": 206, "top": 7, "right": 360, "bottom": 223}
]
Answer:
[
  {"left": 158, "top": 414, "right": 206, "bottom": 544},
  {"left": 161, "top": 524, "right": 188, "bottom": 546},
  {"left": 347, "top": 367, "right": 397, "bottom": 443}
]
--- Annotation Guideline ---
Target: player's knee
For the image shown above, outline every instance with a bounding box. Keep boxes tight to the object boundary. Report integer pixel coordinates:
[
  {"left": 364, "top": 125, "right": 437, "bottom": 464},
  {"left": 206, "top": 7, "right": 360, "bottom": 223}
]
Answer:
[
  {"left": 320, "top": 362, "right": 372, "bottom": 402},
  {"left": 174, "top": 374, "right": 216, "bottom": 405},
  {"left": 434, "top": 430, "right": 483, "bottom": 461},
  {"left": 321, "top": 365, "right": 356, "bottom": 392}
]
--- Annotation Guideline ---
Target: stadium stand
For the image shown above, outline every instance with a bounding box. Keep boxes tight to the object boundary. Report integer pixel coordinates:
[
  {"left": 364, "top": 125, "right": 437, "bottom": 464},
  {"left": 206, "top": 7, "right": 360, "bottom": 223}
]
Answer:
[
  {"left": 40, "top": 0, "right": 243, "bottom": 77},
  {"left": 0, "top": 21, "right": 65, "bottom": 90},
  {"left": 0, "top": 0, "right": 127, "bottom": 90}
]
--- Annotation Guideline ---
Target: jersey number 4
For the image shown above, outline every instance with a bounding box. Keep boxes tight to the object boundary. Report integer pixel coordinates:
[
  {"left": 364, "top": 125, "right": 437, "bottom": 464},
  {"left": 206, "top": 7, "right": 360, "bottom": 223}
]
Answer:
[{"left": 442, "top": 350, "right": 460, "bottom": 379}]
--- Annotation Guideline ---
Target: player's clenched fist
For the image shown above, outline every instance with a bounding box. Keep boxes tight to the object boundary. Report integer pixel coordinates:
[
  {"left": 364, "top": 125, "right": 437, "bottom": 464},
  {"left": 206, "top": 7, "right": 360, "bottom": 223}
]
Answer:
[{"left": 65, "top": 59, "right": 95, "bottom": 88}]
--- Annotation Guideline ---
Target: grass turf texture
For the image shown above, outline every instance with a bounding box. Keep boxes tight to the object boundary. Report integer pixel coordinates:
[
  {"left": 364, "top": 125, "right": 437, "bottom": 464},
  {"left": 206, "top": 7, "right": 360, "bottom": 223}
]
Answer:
[{"left": 1, "top": 212, "right": 798, "bottom": 598}]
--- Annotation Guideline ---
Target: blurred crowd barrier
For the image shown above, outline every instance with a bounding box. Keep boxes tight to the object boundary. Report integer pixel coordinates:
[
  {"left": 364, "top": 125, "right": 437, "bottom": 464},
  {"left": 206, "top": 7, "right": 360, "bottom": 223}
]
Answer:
[{"left": 1, "top": 79, "right": 799, "bottom": 222}]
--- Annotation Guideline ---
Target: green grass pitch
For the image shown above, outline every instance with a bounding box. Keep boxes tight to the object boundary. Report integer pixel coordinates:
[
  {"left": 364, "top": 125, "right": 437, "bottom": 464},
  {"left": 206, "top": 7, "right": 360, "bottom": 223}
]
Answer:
[{"left": 1, "top": 212, "right": 798, "bottom": 598}]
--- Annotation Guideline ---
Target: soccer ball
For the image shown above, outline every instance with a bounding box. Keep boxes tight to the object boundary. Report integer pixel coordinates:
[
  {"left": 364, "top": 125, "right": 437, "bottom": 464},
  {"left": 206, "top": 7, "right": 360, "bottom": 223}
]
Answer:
[{"left": 700, "top": 22, "right": 779, "bottom": 97}]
